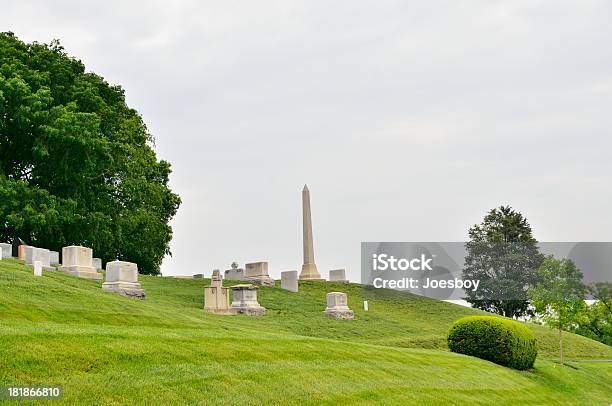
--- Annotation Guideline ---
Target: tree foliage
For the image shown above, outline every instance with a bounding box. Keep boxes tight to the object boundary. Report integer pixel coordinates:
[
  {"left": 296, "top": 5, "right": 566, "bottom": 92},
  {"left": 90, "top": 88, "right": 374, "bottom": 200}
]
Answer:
[
  {"left": 0, "top": 32, "right": 181, "bottom": 274},
  {"left": 529, "top": 256, "right": 587, "bottom": 364},
  {"left": 463, "top": 206, "right": 544, "bottom": 318},
  {"left": 572, "top": 282, "right": 612, "bottom": 346}
]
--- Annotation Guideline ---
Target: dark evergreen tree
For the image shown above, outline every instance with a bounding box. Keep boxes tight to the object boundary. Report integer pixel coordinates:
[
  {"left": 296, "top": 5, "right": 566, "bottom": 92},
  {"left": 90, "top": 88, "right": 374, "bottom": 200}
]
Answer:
[{"left": 463, "top": 206, "right": 543, "bottom": 318}]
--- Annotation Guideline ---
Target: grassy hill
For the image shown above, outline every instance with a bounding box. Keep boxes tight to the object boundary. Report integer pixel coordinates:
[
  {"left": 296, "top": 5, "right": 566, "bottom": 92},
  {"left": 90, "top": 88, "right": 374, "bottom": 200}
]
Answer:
[{"left": 0, "top": 258, "right": 610, "bottom": 404}]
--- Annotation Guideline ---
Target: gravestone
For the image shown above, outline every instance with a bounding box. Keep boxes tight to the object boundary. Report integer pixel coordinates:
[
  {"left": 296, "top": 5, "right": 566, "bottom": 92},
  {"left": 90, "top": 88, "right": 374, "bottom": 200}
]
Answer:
[
  {"left": 323, "top": 292, "right": 354, "bottom": 319},
  {"left": 244, "top": 261, "right": 274, "bottom": 286},
  {"left": 224, "top": 262, "right": 246, "bottom": 281},
  {"left": 24, "top": 246, "right": 37, "bottom": 264},
  {"left": 210, "top": 270, "right": 222, "bottom": 287},
  {"left": 364, "top": 300, "right": 369, "bottom": 311},
  {"left": 50, "top": 251, "right": 60, "bottom": 266},
  {"left": 18, "top": 245, "right": 28, "bottom": 261},
  {"left": 33, "top": 261, "right": 43, "bottom": 276},
  {"left": 0, "top": 243, "right": 11, "bottom": 258},
  {"left": 25, "top": 247, "right": 51, "bottom": 268},
  {"left": 102, "top": 260, "right": 145, "bottom": 299},
  {"left": 231, "top": 284, "right": 266, "bottom": 315},
  {"left": 59, "top": 246, "right": 101, "bottom": 280},
  {"left": 35, "top": 248, "right": 51, "bottom": 268},
  {"left": 92, "top": 258, "right": 103, "bottom": 270},
  {"left": 204, "top": 270, "right": 232, "bottom": 314},
  {"left": 280, "top": 271, "right": 298, "bottom": 292},
  {"left": 329, "top": 269, "right": 349, "bottom": 284}
]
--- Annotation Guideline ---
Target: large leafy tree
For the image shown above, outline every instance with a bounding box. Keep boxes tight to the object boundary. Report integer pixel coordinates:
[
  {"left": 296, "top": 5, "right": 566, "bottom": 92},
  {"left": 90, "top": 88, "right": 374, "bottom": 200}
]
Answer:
[
  {"left": 0, "top": 32, "right": 181, "bottom": 274},
  {"left": 529, "top": 256, "right": 587, "bottom": 365},
  {"left": 463, "top": 206, "right": 544, "bottom": 318},
  {"left": 572, "top": 282, "right": 612, "bottom": 346}
]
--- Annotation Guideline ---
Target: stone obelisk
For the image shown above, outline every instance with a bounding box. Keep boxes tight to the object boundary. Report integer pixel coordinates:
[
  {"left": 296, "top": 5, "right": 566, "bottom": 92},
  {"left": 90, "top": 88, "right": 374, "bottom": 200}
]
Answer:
[{"left": 300, "top": 184, "right": 322, "bottom": 280}]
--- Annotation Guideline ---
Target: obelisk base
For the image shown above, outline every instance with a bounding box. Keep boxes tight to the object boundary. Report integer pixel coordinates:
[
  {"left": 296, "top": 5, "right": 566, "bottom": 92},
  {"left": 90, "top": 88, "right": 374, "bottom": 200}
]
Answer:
[{"left": 300, "top": 263, "right": 322, "bottom": 280}]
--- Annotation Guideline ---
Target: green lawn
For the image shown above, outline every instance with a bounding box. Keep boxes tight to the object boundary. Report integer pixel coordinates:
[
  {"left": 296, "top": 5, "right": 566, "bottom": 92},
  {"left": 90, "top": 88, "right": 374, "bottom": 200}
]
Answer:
[{"left": 0, "top": 258, "right": 610, "bottom": 404}]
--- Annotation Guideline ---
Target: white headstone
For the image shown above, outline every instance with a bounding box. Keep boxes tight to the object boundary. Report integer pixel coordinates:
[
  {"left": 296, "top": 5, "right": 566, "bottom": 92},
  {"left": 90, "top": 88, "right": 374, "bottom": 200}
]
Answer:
[
  {"left": 364, "top": 300, "right": 369, "bottom": 311},
  {"left": 329, "top": 269, "right": 348, "bottom": 283},
  {"left": 92, "top": 257, "right": 103, "bottom": 270},
  {"left": 323, "top": 292, "right": 354, "bottom": 319},
  {"left": 59, "top": 246, "right": 101, "bottom": 279},
  {"left": 0, "top": 243, "right": 11, "bottom": 258},
  {"left": 102, "top": 260, "right": 145, "bottom": 299},
  {"left": 281, "top": 271, "right": 298, "bottom": 292},
  {"left": 244, "top": 262, "right": 268, "bottom": 277},
  {"left": 50, "top": 251, "right": 60, "bottom": 265},
  {"left": 24, "top": 246, "right": 36, "bottom": 264},
  {"left": 243, "top": 262, "right": 274, "bottom": 286},
  {"left": 33, "top": 261, "right": 42, "bottom": 276},
  {"left": 25, "top": 247, "right": 51, "bottom": 268}
]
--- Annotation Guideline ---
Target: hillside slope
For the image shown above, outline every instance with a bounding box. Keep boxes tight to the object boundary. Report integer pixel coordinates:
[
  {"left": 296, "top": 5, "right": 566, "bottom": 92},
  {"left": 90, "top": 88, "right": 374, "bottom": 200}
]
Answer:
[{"left": 0, "top": 259, "right": 610, "bottom": 404}]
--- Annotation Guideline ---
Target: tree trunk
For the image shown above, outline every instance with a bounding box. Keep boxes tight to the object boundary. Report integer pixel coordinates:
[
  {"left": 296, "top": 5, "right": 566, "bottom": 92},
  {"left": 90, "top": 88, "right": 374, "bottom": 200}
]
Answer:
[{"left": 559, "top": 326, "right": 564, "bottom": 365}]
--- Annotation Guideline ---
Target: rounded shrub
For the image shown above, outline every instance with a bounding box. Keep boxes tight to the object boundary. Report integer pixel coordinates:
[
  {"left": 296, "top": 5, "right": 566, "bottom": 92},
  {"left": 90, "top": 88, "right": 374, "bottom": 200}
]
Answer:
[{"left": 447, "top": 316, "right": 537, "bottom": 370}]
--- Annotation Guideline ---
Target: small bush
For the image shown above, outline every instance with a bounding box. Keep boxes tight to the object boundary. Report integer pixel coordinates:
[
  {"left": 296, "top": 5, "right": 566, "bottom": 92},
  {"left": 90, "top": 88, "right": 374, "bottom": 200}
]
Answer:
[{"left": 447, "top": 316, "right": 537, "bottom": 370}]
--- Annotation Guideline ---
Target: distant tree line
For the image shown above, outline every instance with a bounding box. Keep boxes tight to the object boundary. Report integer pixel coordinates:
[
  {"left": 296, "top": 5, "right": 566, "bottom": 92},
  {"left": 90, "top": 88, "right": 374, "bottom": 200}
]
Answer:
[{"left": 464, "top": 205, "right": 612, "bottom": 351}]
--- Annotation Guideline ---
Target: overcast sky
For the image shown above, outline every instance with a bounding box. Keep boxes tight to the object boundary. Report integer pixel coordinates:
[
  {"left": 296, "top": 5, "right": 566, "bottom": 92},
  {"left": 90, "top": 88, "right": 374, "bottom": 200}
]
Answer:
[{"left": 2, "top": 1, "right": 612, "bottom": 280}]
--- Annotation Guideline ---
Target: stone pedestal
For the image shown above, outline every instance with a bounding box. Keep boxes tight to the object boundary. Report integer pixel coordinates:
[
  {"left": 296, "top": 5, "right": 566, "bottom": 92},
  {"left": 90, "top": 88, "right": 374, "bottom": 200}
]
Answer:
[
  {"left": 205, "top": 286, "right": 231, "bottom": 313},
  {"left": 204, "top": 270, "right": 232, "bottom": 314},
  {"left": 59, "top": 246, "right": 101, "bottom": 280},
  {"left": 329, "top": 269, "right": 349, "bottom": 284},
  {"left": 323, "top": 292, "right": 354, "bottom": 320},
  {"left": 102, "top": 261, "right": 145, "bottom": 299},
  {"left": 231, "top": 284, "right": 266, "bottom": 316},
  {"left": 300, "top": 262, "right": 323, "bottom": 280},
  {"left": 281, "top": 271, "right": 298, "bottom": 292},
  {"left": 244, "top": 262, "right": 274, "bottom": 286},
  {"left": 0, "top": 243, "right": 11, "bottom": 258}
]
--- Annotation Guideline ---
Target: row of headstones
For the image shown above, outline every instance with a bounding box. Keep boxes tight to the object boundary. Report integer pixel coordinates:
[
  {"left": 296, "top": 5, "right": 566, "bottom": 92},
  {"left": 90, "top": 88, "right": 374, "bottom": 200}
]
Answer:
[
  {"left": 0, "top": 243, "right": 103, "bottom": 271},
  {"left": 204, "top": 270, "right": 355, "bottom": 319},
  {"left": 221, "top": 261, "right": 349, "bottom": 289},
  {"left": 275, "top": 270, "right": 356, "bottom": 320},
  {"left": 0, "top": 243, "right": 145, "bottom": 300}
]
